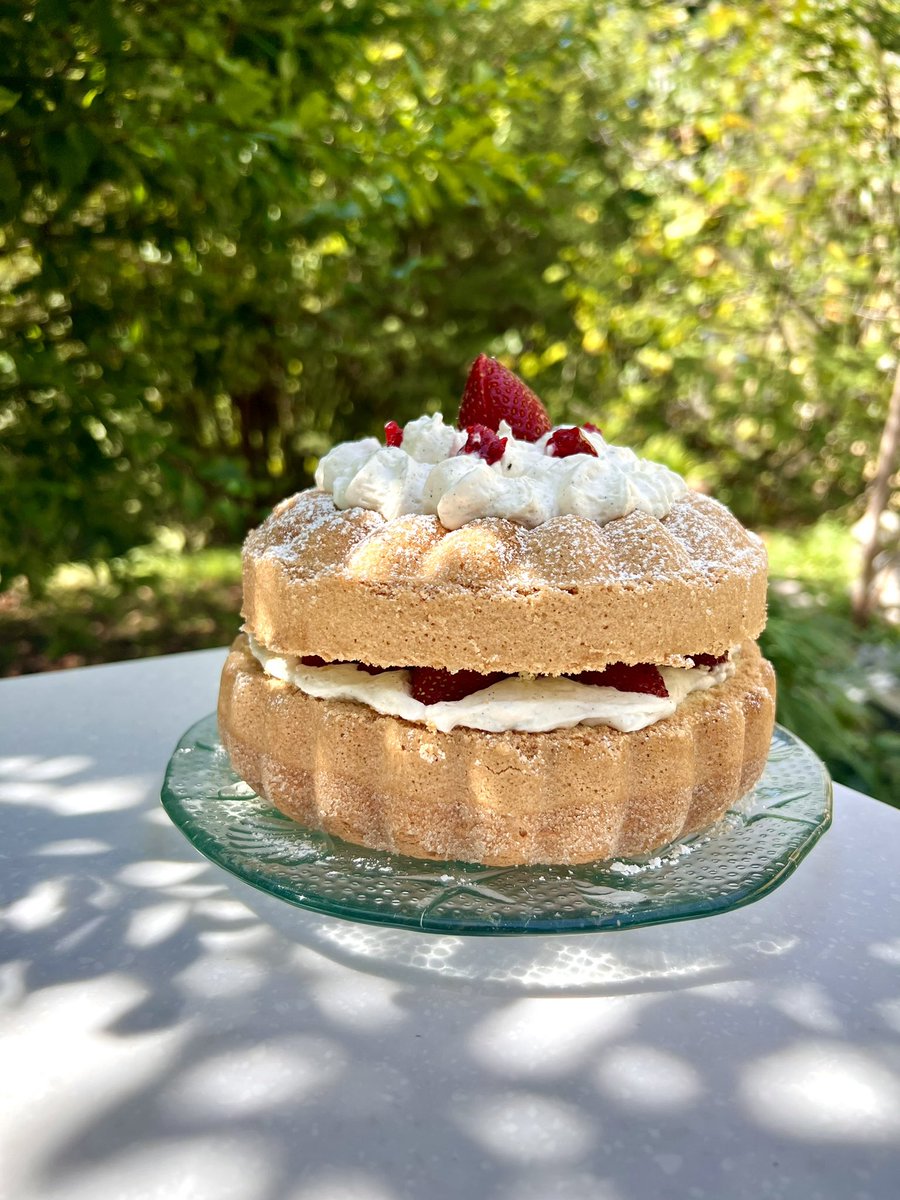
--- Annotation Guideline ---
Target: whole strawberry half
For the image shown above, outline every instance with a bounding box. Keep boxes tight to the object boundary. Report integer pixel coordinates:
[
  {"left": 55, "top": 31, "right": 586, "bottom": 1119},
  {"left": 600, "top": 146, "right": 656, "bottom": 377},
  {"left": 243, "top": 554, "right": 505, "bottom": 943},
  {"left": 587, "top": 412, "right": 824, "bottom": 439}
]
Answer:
[
  {"left": 458, "top": 354, "right": 552, "bottom": 443},
  {"left": 572, "top": 662, "right": 669, "bottom": 698},
  {"left": 410, "top": 666, "right": 505, "bottom": 705}
]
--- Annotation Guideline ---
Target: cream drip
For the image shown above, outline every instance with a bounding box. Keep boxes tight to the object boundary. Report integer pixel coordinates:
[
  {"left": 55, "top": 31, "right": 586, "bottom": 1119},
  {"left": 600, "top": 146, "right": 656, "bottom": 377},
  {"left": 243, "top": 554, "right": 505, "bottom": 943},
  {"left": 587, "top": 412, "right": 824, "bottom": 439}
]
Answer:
[
  {"left": 245, "top": 633, "right": 735, "bottom": 736},
  {"left": 314, "top": 413, "right": 687, "bottom": 530}
]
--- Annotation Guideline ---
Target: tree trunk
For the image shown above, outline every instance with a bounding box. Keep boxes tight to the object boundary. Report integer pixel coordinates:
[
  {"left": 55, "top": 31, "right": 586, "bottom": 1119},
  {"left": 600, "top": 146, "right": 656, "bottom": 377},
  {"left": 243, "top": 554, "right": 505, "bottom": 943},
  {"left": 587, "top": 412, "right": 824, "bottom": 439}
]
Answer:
[{"left": 853, "top": 359, "right": 900, "bottom": 624}]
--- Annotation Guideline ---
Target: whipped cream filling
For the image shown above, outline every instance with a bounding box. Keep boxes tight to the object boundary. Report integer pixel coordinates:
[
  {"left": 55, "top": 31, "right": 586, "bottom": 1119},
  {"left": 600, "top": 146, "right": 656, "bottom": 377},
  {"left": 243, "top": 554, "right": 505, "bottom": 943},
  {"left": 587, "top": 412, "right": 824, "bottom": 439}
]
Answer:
[
  {"left": 315, "top": 413, "right": 687, "bottom": 530},
  {"left": 246, "top": 633, "right": 736, "bottom": 735}
]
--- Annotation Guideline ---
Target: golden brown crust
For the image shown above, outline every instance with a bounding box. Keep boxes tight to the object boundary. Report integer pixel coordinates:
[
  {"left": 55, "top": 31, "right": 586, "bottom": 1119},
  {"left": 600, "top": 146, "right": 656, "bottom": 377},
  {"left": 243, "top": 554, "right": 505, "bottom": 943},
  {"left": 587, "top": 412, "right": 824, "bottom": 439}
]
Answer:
[
  {"left": 240, "top": 490, "right": 767, "bottom": 674},
  {"left": 217, "top": 634, "right": 776, "bottom": 866}
]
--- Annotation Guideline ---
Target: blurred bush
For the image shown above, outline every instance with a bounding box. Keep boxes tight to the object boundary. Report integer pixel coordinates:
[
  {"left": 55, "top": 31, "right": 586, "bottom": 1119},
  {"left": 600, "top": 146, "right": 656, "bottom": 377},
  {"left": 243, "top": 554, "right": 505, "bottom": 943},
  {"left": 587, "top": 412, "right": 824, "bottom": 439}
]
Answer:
[
  {"left": 2, "top": 1, "right": 899, "bottom": 589},
  {"left": 762, "top": 588, "right": 900, "bottom": 804}
]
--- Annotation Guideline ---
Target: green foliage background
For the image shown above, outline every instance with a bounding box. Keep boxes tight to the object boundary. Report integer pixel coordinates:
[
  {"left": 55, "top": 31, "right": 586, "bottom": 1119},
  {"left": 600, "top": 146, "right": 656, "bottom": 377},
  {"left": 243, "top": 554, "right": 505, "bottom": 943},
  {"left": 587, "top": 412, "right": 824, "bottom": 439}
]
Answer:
[
  {"left": 4, "top": 0, "right": 899, "bottom": 582},
  {"left": 2, "top": 1, "right": 900, "bottom": 803}
]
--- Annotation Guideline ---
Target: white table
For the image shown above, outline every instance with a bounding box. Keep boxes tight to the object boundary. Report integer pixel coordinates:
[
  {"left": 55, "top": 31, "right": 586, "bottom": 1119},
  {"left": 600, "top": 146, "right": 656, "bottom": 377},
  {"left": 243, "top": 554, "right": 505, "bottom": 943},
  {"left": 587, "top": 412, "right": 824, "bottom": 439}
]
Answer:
[{"left": 2, "top": 650, "right": 899, "bottom": 1200}]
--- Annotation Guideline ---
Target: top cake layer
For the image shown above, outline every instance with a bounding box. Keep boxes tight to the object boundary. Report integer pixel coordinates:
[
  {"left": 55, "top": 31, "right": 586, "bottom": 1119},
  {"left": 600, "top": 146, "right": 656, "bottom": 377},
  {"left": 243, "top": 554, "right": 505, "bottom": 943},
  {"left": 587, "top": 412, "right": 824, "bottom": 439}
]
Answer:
[{"left": 241, "top": 488, "right": 767, "bottom": 675}]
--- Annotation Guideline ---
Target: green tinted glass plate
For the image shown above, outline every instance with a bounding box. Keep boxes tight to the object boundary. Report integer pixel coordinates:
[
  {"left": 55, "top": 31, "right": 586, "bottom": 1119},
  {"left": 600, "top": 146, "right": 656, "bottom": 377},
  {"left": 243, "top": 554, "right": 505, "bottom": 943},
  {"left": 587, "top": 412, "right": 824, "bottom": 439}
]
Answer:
[{"left": 161, "top": 716, "right": 831, "bottom": 936}]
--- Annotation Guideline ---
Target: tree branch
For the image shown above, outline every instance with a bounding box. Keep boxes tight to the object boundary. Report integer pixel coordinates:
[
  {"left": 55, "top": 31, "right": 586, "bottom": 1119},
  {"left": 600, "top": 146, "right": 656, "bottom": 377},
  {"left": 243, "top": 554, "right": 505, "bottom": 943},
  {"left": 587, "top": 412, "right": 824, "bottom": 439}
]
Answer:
[{"left": 853, "top": 358, "right": 900, "bottom": 623}]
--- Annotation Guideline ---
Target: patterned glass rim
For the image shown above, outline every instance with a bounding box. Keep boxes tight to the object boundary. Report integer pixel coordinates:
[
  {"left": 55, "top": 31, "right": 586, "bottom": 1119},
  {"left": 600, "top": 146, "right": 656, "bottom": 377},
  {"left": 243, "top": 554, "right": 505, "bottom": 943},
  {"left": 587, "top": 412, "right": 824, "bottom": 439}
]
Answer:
[{"left": 161, "top": 716, "right": 832, "bottom": 936}]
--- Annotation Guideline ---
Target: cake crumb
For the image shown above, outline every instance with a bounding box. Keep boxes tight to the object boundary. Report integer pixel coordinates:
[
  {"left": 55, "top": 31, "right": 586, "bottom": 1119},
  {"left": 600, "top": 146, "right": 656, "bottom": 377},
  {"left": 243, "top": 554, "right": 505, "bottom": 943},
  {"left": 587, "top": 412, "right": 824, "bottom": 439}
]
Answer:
[{"left": 419, "top": 742, "right": 446, "bottom": 764}]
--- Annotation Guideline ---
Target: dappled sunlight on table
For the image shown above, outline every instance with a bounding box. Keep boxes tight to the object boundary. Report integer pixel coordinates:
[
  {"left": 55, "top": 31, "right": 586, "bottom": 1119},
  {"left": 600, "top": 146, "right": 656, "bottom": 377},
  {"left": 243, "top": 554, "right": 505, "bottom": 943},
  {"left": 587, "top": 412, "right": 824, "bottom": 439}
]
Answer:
[
  {"left": 741, "top": 1042, "right": 900, "bottom": 1142},
  {"left": 2, "top": 652, "right": 899, "bottom": 1200}
]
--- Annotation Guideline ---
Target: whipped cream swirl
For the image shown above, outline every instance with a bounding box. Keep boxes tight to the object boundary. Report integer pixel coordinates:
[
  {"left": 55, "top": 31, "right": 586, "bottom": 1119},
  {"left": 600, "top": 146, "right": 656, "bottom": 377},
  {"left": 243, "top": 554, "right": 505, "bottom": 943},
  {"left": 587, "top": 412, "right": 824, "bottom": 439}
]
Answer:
[
  {"left": 315, "top": 414, "right": 687, "bottom": 530},
  {"left": 246, "top": 634, "right": 735, "bottom": 736}
]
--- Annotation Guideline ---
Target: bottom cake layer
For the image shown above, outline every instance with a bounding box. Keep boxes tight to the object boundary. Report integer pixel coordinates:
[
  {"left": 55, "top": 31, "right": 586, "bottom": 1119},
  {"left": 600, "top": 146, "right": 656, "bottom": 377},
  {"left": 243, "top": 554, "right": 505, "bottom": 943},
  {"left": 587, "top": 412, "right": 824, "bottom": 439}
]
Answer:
[{"left": 217, "top": 635, "right": 776, "bottom": 866}]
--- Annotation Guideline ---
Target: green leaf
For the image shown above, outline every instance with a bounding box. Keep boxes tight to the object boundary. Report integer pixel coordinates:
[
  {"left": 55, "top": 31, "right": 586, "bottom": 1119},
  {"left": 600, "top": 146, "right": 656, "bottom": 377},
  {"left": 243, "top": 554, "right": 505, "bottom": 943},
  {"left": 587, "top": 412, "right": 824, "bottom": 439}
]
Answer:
[
  {"left": 0, "top": 151, "right": 21, "bottom": 221},
  {"left": 0, "top": 86, "right": 20, "bottom": 115}
]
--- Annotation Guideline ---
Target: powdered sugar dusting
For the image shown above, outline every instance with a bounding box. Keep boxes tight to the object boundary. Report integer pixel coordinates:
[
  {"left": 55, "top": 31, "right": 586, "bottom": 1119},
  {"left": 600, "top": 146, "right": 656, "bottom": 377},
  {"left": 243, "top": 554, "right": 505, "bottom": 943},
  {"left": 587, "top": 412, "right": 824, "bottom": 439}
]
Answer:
[
  {"left": 661, "top": 494, "right": 761, "bottom": 575},
  {"left": 245, "top": 490, "right": 382, "bottom": 579},
  {"left": 609, "top": 838, "right": 700, "bottom": 876},
  {"left": 245, "top": 488, "right": 764, "bottom": 598}
]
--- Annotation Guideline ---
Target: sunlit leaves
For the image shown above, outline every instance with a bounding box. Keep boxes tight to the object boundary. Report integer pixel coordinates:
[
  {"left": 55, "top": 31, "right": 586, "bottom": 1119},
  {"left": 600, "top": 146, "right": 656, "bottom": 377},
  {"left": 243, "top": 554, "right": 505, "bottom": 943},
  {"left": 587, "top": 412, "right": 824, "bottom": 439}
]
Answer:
[{"left": 1, "top": 0, "right": 898, "bottom": 585}]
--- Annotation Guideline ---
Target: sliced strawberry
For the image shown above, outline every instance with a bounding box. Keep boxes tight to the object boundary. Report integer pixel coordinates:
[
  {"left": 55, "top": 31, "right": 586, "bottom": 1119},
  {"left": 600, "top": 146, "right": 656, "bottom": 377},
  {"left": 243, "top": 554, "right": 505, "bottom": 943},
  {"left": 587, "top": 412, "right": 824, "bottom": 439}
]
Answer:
[
  {"left": 458, "top": 423, "right": 508, "bottom": 465},
  {"left": 458, "top": 354, "right": 552, "bottom": 442},
  {"left": 583, "top": 422, "right": 603, "bottom": 435},
  {"left": 303, "top": 655, "right": 391, "bottom": 673},
  {"left": 546, "top": 427, "right": 599, "bottom": 459},
  {"left": 410, "top": 666, "right": 505, "bottom": 705},
  {"left": 690, "top": 652, "right": 729, "bottom": 669},
  {"left": 385, "top": 420, "right": 404, "bottom": 447},
  {"left": 572, "top": 662, "right": 669, "bottom": 698}
]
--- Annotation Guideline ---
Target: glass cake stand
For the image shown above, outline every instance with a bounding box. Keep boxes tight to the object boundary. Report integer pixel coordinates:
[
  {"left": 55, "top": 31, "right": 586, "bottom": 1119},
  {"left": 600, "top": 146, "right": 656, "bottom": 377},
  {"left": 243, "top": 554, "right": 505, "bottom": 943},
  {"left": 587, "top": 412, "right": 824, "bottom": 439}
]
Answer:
[{"left": 161, "top": 715, "right": 831, "bottom": 936}]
